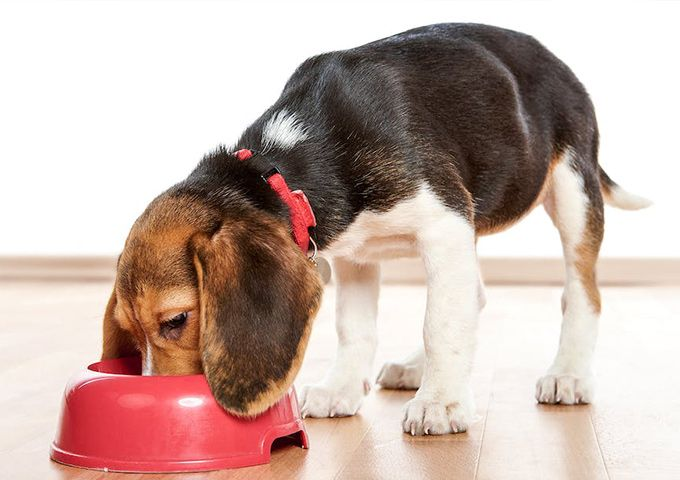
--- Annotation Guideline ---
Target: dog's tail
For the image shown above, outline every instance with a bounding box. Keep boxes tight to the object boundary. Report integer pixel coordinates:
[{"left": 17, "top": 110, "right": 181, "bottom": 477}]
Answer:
[{"left": 598, "top": 166, "right": 652, "bottom": 210}]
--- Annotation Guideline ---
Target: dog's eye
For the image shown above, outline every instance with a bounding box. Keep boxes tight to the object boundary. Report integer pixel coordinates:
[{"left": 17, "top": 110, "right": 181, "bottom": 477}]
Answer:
[{"left": 160, "top": 312, "right": 188, "bottom": 338}]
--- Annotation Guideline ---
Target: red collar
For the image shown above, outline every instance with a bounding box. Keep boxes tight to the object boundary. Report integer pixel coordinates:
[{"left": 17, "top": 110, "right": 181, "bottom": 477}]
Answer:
[{"left": 234, "top": 149, "right": 317, "bottom": 254}]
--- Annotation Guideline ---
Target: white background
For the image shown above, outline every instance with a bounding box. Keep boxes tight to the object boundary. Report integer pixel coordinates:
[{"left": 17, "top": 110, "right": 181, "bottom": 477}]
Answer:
[{"left": 0, "top": 0, "right": 677, "bottom": 257}]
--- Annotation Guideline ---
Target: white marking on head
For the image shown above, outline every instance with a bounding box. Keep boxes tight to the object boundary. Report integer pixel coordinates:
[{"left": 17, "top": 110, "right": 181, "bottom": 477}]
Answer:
[
  {"left": 261, "top": 109, "right": 308, "bottom": 151},
  {"left": 142, "top": 339, "right": 153, "bottom": 376}
]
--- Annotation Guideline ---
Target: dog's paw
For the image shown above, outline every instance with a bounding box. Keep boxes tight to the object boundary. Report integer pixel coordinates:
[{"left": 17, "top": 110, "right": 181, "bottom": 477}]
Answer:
[
  {"left": 535, "top": 373, "right": 594, "bottom": 405},
  {"left": 299, "top": 381, "right": 368, "bottom": 418},
  {"left": 376, "top": 361, "right": 422, "bottom": 390},
  {"left": 402, "top": 391, "right": 476, "bottom": 435}
]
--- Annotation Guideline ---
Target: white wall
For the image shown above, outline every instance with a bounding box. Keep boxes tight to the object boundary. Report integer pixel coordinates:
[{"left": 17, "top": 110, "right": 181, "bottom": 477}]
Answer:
[{"left": 0, "top": 0, "right": 677, "bottom": 257}]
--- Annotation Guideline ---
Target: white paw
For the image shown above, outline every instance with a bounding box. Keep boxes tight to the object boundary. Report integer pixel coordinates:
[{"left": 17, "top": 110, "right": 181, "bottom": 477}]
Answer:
[
  {"left": 402, "top": 391, "right": 476, "bottom": 435},
  {"left": 299, "top": 381, "right": 369, "bottom": 418},
  {"left": 376, "top": 361, "right": 422, "bottom": 390},
  {"left": 535, "top": 373, "right": 594, "bottom": 405}
]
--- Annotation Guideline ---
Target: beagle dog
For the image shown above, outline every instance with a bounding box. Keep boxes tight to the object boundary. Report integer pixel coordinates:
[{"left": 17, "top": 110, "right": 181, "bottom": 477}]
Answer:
[{"left": 102, "top": 23, "right": 650, "bottom": 435}]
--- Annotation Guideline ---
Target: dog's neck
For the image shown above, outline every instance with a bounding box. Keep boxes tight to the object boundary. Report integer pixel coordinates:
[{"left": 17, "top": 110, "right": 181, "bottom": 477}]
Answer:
[
  {"left": 179, "top": 139, "right": 338, "bottom": 250},
  {"left": 229, "top": 124, "right": 353, "bottom": 249}
]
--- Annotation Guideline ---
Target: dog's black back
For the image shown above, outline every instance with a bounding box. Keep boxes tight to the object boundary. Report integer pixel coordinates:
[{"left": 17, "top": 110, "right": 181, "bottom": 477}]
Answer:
[{"left": 182, "top": 23, "right": 597, "bottom": 246}]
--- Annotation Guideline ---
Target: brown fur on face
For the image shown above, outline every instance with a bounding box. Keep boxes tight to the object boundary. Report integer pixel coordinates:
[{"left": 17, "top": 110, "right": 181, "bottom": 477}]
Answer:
[
  {"left": 102, "top": 193, "right": 323, "bottom": 415},
  {"left": 101, "top": 288, "right": 137, "bottom": 360}
]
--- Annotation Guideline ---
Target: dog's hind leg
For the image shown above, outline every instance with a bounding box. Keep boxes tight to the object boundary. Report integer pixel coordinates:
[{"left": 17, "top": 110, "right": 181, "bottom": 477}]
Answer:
[
  {"left": 536, "top": 148, "right": 604, "bottom": 405},
  {"left": 376, "top": 346, "right": 425, "bottom": 390},
  {"left": 300, "top": 258, "right": 380, "bottom": 417}
]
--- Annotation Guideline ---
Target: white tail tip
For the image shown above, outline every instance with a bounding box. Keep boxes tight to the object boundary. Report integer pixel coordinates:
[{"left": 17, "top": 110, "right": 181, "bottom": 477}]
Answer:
[{"left": 604, "top": 186, "right": 653, "bottom": 210}]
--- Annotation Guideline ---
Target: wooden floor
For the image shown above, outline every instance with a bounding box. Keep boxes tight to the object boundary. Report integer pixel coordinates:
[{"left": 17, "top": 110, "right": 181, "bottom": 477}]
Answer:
[{"left": 1, "top": 280, "right": 679, "bottom": 479}]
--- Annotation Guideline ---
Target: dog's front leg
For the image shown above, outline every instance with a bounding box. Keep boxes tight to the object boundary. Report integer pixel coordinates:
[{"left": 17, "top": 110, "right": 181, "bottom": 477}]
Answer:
[
  {"left": 403, "top": 213, "right": 479, "bottom": 435},
  {"left": 300, "top": 257, "right": 379, "bottom": 417}
]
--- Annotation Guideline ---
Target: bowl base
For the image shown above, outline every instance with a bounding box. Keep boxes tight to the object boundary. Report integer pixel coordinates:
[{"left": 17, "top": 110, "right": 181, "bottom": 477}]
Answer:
[{"left": 51, "top": 423, "right": 308, "bottom": 473}]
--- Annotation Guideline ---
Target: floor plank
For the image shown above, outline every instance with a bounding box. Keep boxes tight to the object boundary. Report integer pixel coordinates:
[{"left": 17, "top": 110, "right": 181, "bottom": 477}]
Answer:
[
  {"left": 476, "top": 373, "right": 609, "bottom": 480},
  {"left": 1, "top": 281, "right": 679, "bottom": 479}
]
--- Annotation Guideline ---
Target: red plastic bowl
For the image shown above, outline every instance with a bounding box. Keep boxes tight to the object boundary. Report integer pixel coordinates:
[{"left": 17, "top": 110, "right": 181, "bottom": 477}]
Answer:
[{"left": 50, "top": 357, "right": 308, "bottom": 473}]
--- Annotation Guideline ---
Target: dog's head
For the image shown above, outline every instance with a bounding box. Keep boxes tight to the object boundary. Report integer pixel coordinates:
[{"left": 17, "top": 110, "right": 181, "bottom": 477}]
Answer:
[{"left": 102, "top": 191, "right": 323, "bottom": 416}]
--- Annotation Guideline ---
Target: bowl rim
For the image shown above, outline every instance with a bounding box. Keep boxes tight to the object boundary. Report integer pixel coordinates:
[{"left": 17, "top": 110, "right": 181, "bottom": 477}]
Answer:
[{"left": 87, "top": 356, "right": 205, "bottom": 379}]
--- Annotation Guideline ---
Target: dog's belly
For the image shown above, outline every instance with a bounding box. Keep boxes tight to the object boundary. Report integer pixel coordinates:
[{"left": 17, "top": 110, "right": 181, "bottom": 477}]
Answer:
[
  {"left": 323, "top": 228, "right": 419, "bottom": 264},
  {"left": 347, "top": 234, "right": 419, "bottom": 263},
  {"left": 474, "top": 153, "right": 557, "bottom": 236},
  {"left": 320, "top": 186, "right": 440, "bottom": 263}
]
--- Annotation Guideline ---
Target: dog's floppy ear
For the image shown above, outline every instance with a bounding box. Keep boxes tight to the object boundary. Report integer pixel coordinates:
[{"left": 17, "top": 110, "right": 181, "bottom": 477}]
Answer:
[
  {"left": 192, "top": 213, "right": 323, "bottom": 416},
  {"left": 101, "top": 288, "right": 138, "bottom": 360}
]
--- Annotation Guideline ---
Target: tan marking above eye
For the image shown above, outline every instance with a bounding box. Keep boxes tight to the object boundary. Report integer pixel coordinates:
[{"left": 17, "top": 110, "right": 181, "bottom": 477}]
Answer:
[{"left": 152, "top": 288, "right": 198, "bottom": 322}]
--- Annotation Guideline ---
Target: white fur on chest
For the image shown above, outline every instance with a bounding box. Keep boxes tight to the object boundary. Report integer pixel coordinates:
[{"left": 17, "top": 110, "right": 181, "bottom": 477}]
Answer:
[{"left": 321, "top": 186, "right": 452, "bottom": 263}]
